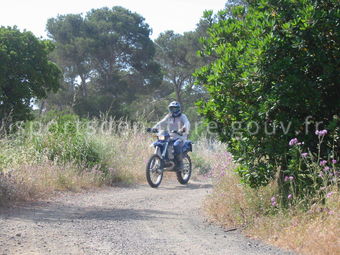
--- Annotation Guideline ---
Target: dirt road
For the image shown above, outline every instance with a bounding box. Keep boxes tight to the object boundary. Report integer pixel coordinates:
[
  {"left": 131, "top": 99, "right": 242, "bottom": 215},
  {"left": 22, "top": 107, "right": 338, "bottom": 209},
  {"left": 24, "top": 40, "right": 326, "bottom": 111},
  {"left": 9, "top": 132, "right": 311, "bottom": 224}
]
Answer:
[{"left": 0, "top": 179, "right": 294, "bottom": 255}]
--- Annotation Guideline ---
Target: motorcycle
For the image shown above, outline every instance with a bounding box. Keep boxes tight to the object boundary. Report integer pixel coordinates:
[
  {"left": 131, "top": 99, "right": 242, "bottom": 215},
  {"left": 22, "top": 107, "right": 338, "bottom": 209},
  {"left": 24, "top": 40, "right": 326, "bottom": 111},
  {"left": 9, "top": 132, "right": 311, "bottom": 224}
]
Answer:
[{"left": 145, "top": 128, "right": 192, "bottom": 188}]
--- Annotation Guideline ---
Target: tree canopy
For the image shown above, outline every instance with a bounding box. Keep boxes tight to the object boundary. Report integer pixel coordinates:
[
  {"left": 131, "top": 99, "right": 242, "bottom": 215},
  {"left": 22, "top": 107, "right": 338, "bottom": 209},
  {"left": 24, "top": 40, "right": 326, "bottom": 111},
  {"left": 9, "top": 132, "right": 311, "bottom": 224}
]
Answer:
[
  {"left": 45, "top": 6, "right": 162, "bottom": 118},
  {"left": 0, "top": 27, "right": 61, "bottom": 122},
  {"left": 154, "top": 30, "right": 201, "bottom": 106}
]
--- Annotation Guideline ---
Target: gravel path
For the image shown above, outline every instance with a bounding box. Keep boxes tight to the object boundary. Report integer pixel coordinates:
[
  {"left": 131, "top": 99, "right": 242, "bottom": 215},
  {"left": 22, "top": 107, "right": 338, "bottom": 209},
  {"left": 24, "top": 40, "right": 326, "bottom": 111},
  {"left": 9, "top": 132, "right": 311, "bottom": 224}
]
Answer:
[{"left": 0, "top": 179, "right": 294, "bottom": 255}]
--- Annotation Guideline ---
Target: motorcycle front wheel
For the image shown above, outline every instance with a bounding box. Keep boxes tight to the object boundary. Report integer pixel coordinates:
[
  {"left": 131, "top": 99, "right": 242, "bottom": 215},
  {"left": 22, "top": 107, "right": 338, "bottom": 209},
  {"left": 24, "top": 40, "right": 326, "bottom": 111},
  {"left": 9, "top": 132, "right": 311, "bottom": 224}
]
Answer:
[
  {"left": 146, "top": 154, "right": 163, "bottom": 188},
  {"left": 176, "top": 154, "right": 192, "bottom": 185}
]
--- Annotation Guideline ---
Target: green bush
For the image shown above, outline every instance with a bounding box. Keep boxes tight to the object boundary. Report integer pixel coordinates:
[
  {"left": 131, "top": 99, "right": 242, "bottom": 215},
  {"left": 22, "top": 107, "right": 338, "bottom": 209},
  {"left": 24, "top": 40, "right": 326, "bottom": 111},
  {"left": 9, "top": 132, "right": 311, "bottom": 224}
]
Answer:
[
  {"left": 195, "top": 0, "right": 340, "bottom": 188},
  {"left": 28, "top": 114, "right": 102, "bottom": 168}
]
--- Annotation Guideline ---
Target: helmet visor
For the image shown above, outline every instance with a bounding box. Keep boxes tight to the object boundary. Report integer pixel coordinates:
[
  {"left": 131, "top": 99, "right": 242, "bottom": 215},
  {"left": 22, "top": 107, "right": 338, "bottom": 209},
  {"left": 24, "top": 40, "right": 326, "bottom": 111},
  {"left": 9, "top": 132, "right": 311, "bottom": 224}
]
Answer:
[{"left": 169, "top": 106, "right": 180, "bottom": 114}]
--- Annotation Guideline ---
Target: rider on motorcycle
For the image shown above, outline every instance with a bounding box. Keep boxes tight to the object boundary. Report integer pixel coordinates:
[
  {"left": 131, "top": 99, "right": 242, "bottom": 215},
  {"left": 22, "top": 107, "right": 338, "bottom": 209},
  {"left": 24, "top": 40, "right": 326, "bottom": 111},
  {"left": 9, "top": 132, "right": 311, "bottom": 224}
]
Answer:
[{"left": 152, "top": 101, "right": 190, "bottom": 171}]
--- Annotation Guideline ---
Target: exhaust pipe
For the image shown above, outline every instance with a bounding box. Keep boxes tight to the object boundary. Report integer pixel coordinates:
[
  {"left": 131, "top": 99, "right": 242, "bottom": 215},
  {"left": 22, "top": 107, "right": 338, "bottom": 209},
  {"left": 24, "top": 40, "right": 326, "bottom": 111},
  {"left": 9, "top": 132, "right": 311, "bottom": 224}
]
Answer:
[{"left": 164, "top": 161, "right": 175, "bottom": 171}]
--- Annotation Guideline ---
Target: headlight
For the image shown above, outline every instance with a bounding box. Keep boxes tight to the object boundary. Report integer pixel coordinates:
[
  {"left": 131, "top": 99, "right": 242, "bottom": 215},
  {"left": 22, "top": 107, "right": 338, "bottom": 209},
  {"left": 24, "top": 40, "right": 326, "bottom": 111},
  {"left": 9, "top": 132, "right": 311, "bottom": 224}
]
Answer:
[{"left": 158, "top": 135, "right": 166, "bottom": 141}]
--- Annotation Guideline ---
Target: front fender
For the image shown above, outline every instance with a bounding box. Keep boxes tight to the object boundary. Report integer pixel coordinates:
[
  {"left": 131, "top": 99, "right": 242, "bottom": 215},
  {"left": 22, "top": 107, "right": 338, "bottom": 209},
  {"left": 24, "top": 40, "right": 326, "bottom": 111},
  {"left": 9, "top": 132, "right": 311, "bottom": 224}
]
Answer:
[
  {"left": 153, "top": 141, "right": 164, "bottom": 148},
  {"left": 182, "top": 140, "right": 192, "bottom": 153},
  {"left": 152, "top": 141, "right": 165, "bottom": 157}
]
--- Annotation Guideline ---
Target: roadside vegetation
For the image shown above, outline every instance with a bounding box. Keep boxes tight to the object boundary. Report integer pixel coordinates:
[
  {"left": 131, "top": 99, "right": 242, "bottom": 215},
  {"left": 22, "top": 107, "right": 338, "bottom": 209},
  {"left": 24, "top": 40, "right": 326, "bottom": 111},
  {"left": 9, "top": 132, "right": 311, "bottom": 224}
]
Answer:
[
  {"left": 0, "top": 114, "right": 149, "bottom": 204},
  {"left": 0, "top": 113, "right": 220, "bottom": 204},
  {"left": 195, "top": 1, "right": 339, "bottom": 254},
  {"left": 203, "top": 132, "right": 339, "bottom": 255}
]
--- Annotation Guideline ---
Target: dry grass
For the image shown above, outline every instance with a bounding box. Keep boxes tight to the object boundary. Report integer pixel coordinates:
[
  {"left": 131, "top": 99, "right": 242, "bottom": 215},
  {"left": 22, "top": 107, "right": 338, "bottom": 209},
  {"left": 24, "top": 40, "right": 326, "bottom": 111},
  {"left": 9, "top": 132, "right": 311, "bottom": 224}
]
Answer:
[
  {"left": 96, "top": 126, "right": 154, "bottom": 184},
  {"left": 204, "top": 168, "right": 340, "bottom": 255},
  {"left": 0, "top": 119, "right": 154, "bottom": 204},
  {"left": 0, "top": 118, "right": 235, "bottom": 205},
  {"left": 248, "top": 193, "right": 340, "bottom": 255},
  {"left": 0, "top": 119, "right": 217, "bottom": 204},
  {"left": 0, "top": 162, "right": 103, "bottom": 205},
  {"left": 204, "top": 173, "right": 276, "bottom": 228}
]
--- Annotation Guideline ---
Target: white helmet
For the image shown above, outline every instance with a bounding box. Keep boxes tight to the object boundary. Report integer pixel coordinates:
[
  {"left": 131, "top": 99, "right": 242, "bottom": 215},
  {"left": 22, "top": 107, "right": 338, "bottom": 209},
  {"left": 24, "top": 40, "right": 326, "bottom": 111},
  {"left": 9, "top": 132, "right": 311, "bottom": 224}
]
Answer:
[{"left": 168, "top": 101, "right": 181, "bottom": 117}]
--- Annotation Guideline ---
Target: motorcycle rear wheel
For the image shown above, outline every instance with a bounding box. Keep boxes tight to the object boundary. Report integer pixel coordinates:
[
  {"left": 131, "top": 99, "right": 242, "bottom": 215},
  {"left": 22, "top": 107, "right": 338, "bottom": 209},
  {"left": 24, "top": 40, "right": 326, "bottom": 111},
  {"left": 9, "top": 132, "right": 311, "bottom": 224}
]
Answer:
[
  {"left": 176, "top": 154, "right": 192, "bottom": 185},
  {"left": 146, "top": 154, "right": 163, "bottom": 188}
]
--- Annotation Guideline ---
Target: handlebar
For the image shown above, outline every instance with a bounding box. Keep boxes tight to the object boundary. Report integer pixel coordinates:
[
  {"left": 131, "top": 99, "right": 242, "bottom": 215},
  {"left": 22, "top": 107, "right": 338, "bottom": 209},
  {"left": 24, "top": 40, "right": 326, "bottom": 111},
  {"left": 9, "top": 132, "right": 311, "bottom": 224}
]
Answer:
[
  {"left": 146, "top": 128, "right": 184, "bottom": 136},
  {"left": 146, "top": 128, "right": 158, "bottom": 133},
  {"left": 170, "top": 130, "right": 183, "bottom": 136}
]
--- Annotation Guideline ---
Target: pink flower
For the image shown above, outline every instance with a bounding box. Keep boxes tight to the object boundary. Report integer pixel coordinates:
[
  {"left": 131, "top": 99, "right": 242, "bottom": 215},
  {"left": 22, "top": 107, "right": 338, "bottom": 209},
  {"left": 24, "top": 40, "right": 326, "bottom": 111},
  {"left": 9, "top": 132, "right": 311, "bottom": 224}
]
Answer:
[
  {"left": 332, "top": 159, "right": 337, "bottom": 164},
  {"left": 320, "top": 160, "right": 327, "bottom": 166},
  {"left": 271, "top": 196, "right": 276, "bottom": 202},
  {"left": 301, "top": 152, "right": 308, "bottom": 158},
  {"left": 289, "top": 138, "right": 298, "bottom": 146},
  {"left": 288, "top": 194, "right": 293, "bottom": 199},
  {"left": 326, "top": 192, "right": 335, "bottom": 198},
  {"left": 324, "top": 166, "right": 330, "bottom": 171},
  {"left": 284, "top": 176, "right": 289, "bottom": 182},
  {"left": 289, "top": 176, "right": 294, "bottom": 181},
  {"left": 319, "top": 172, "right": 324, "bottom": 177},
  {"left": 315, "top": 129, "right": 328, "bottom": 136},
  {"left": 271, "top": 201, "right": 277, "bottom": 206}
]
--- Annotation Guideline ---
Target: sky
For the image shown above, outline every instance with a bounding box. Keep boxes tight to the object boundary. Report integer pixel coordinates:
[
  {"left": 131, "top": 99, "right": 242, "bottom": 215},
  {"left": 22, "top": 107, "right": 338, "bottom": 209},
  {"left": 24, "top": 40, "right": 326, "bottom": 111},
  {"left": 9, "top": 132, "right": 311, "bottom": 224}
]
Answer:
[{"left": 0, "top": 0, "right": 227, "bottom": 39}]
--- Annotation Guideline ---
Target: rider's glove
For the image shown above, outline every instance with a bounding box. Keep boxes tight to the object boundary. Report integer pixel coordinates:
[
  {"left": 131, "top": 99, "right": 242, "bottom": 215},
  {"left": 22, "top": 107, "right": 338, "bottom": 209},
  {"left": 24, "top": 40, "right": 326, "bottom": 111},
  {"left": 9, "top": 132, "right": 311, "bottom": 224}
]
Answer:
[{"left": 146, "top": 128, "right": 158, "bottom": 133}]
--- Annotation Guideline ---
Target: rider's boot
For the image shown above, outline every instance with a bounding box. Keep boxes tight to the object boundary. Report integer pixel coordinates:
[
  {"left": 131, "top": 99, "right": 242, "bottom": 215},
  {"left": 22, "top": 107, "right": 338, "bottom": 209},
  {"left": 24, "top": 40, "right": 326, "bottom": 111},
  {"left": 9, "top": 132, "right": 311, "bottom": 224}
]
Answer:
[{"left": 175, "top": 153, "right": 184, "bottom": 172}]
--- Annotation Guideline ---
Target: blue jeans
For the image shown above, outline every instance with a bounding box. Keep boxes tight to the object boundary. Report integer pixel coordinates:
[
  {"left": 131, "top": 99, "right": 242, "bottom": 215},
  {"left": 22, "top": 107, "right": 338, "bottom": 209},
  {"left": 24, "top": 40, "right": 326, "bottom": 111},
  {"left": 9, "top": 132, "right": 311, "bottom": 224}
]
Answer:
[{"left": 173, "top": 139, "right": 183, "bottom": 156}]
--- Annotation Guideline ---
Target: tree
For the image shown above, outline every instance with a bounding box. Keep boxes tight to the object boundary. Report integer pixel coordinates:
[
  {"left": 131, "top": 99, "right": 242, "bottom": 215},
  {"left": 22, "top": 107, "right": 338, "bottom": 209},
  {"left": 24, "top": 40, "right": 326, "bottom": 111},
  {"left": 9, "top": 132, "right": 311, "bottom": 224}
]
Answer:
[
  {"left": 154, "top": 30, "right": 204, "bottom": 109},
  {"left": 0, "top": 27, "right": 61, "bottom": 122},
  {"left": 45, "top": 7, "right": 162, "bottom": 118},
  {"left": 195, "top": 0, "right": 340, "bottom": 188},
  {"left": 46, "top": 14, "right": 92, "bottom": 100}
]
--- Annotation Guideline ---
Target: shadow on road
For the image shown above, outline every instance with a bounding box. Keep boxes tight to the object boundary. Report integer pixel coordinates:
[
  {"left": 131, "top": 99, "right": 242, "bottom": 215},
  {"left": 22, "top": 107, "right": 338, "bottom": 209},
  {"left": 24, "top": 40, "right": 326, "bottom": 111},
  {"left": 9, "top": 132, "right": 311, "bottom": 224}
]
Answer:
[
  {"left": 0, "top": 182, "right": 211, "bottom": 226},
  {"left": 0, "top": 203, "right": 179, "bottom": 224},
  {"left": 158, "top": 182, "right": 213, "bottom": 190}
]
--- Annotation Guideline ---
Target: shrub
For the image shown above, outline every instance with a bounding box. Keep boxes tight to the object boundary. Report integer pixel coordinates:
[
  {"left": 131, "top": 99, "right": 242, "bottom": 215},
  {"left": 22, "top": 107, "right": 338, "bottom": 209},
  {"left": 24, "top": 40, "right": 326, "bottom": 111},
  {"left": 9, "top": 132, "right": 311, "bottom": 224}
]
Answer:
[
  {"left": 195, "top": 0, "right": 340, "bottom": 188},
  {"left": 26, "top": 114, "right": 102, "bottom": 168},
  {"left": 279, "top": 129, "right": 339, "bottom": 206}
]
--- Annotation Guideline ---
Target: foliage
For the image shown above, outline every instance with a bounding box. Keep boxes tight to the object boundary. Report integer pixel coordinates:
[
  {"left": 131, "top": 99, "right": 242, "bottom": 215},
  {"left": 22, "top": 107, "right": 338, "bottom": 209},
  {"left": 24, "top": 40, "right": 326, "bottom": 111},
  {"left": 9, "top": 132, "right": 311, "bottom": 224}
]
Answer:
[
  {"left": 195, "top": 0, "right": 340, "bottom": 188},
  {"left": 282, "top": 130, "right": 339, "bottom": 205},
  {"left": 154, "top": 30, "right": 205, "bottom": 107},
  {"left": 45, "top": 7, "right": 162, "bottom": 118},
  {"left": 26, "top": 114, "right": 102, "bottom": 168},
  {"left": 0, "top": 26, "right": 61, "bottom": 122}
]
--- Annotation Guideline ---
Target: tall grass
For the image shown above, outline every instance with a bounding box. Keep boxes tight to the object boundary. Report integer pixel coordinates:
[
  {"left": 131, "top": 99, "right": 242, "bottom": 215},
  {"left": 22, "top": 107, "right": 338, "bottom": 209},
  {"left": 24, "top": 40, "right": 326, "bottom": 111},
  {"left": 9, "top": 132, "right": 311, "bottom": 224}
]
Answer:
[
  {"left": 202, "top": 136, "right": 340, "bottom": 255},
  {"left": 0, "top": 116, "right": 154, "bottom": 204},
  {"left": 0, "top": 115, "right": 217, "bottom": 204},
  {"left": 205, "top": 173, "right": 339, "bottom": 255}
]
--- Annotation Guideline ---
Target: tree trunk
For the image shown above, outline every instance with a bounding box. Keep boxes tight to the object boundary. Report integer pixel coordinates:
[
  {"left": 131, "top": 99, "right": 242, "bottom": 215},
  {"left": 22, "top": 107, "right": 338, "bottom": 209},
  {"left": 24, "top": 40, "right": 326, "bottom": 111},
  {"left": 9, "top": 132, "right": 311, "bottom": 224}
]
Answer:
[
  {"left": 174, "top": 81, "right": 183, "bottom": 111},
  {"left": 80, "top": 75, "right": 87, "bottom": 97},
  {"left": 39, "top": 101, "right": 45, "bottom": 116}
]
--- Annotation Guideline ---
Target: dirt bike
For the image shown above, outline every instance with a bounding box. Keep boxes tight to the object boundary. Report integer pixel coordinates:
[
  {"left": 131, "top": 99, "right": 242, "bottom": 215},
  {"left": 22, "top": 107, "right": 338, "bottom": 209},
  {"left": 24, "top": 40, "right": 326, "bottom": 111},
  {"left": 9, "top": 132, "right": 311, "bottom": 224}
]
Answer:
[{"left": 145, "top": 128, "right": 192, "bottom": 188}]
